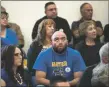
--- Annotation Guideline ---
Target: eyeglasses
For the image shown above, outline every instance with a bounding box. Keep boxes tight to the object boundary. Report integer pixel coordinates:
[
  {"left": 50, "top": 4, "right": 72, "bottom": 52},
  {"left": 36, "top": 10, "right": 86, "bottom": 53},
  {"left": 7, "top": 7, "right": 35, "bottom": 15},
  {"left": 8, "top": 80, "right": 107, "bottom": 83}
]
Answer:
[{"left": 47, "top": 8, "right": 57, "bottom": 11}]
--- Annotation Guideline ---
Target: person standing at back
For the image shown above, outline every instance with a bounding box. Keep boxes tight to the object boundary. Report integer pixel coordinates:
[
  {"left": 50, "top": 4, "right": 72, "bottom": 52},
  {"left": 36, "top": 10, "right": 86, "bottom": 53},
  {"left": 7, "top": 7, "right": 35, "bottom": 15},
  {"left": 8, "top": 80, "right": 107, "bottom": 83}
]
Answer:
[
  {"left": 71, "top": 3, "right": 103, "bottom": 47},
  {"left": 32, "top": 2, "right": 72, "bottom": 42}
]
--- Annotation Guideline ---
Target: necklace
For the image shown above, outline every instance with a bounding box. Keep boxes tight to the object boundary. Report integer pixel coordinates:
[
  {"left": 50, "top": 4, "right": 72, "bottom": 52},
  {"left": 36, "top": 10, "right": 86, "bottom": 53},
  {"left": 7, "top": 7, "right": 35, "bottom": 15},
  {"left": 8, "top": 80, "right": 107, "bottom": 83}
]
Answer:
[{"left": 14, "top": 73, "right": 23, "bottom": 85}]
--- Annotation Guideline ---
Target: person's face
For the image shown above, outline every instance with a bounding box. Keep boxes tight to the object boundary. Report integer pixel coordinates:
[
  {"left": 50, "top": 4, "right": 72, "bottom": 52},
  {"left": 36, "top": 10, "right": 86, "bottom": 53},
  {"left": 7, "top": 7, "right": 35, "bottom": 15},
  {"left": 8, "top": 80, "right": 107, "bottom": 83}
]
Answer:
[
  {"left": 0, "top": 14, "right": 8, "bottom": 27},
  {"left": 14, "top": 47, "right": 22, "bottom": 67},
  {"left": 45, "top": 24, "right": 55, "bottom": 37},
  {"left": 55, "top": 82, "right": 70, "bottom": 87},
  {"left": 102, "top": 56, "right": 109, "bottom": 64},
  {"left": 45, "top": 4, "right": 57, "bottom": 18},
  {"left": 81, "top": 4, "right": 93, "bottom": 20},
  {"left": 85, "top": 24, "right": 97, "bottom": 39},
  {"left": 52, "top": 32, "right": 68, "bottom": 53}
]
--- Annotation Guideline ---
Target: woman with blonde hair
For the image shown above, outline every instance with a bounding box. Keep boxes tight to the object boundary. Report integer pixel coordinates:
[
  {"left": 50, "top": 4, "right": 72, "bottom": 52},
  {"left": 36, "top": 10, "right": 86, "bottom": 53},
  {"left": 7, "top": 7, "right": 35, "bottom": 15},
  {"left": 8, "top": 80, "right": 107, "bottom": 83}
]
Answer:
[
  {"left": 75, "top": 20, "right": 103, "bottom": 67},
  {"left": 27, "top": 19, "right": 56, "bottom": 86}
]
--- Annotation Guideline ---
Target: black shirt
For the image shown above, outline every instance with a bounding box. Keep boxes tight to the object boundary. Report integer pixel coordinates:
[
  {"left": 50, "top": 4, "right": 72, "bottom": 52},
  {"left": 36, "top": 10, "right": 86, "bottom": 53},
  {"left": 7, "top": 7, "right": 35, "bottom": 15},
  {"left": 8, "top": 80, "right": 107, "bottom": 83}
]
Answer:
[{"left": 75, "top": 40, "right": 103, "bottom": 66}]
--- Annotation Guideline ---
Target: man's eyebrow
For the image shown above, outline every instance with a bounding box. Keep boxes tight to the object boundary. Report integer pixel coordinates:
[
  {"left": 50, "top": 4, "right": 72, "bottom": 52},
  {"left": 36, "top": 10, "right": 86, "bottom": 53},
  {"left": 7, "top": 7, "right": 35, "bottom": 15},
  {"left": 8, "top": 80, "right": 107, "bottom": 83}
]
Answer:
[{"left": 54, "top": 37, "right": 58, "bottom": 39}]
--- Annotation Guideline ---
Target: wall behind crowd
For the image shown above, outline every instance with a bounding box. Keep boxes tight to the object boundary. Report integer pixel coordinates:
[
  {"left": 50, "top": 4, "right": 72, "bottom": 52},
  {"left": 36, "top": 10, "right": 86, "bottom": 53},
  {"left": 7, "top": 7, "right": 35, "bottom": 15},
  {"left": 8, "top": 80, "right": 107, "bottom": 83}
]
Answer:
[{"left": 1, "top": 1, "right": 109, "bottom": 52}]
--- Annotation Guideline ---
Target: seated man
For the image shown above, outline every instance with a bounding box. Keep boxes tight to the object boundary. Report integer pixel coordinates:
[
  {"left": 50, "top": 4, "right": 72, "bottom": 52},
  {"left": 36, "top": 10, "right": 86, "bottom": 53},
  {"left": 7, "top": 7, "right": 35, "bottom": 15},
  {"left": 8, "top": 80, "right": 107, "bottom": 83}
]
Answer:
[
  {"left": 50, "top": 75, "right": 70, "bottom": 87},
  {"left": 33, "top": 30, "right": 86, "bottom": 87},
  {"left": 71, "top": 3, "right": 103, "bottom": 47}
]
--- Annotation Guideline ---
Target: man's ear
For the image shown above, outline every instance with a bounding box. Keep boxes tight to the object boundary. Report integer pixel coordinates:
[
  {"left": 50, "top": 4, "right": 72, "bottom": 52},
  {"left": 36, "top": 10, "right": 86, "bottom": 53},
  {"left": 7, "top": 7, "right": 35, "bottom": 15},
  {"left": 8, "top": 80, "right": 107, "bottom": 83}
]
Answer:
[
  {"left": 45, "top": 10, "right": 46, "bottom": 14},
  {"left": 66, "top": 40, "right": 68, "bottom": 46}
]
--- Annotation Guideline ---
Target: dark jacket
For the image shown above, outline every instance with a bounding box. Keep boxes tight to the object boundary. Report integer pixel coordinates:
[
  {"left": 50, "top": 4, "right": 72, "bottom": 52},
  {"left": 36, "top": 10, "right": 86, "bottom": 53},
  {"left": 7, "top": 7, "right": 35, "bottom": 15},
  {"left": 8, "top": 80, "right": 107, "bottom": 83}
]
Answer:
[
  {"left": 27, "top": 40, "right": 43, "bottom": 76},
  {"left": 32, "top": 16, "right": 72, "bottom": 42}
]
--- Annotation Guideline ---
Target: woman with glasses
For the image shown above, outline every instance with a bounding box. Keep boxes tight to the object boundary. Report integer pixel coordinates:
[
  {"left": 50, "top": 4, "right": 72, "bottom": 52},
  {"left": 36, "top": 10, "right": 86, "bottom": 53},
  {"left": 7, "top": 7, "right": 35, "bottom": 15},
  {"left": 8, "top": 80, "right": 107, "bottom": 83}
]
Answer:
[{"left": 1, "top": 45, "right": 27, "bottom": 87}]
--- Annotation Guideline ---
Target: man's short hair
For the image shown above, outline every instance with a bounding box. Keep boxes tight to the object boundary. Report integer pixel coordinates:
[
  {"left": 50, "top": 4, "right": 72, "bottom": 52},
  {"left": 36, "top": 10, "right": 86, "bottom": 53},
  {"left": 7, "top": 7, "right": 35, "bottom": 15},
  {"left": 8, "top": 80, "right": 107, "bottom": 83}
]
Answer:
[
  {"left": 45, "top": 2, "right": 55, "bottom": 9},
  {"left": 80, "top": 3, "right": 90, "bottom": 12},
  {"left": 50, "top": 75, "right": 67, "bottom": 87}
]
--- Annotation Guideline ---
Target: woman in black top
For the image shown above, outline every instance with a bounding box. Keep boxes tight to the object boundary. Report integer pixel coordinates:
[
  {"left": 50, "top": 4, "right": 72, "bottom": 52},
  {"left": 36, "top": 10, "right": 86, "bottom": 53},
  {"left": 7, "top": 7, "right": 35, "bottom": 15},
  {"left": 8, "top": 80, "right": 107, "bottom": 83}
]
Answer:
[{"left": 75, "top": 21, "right": 103, "bottom": 67}]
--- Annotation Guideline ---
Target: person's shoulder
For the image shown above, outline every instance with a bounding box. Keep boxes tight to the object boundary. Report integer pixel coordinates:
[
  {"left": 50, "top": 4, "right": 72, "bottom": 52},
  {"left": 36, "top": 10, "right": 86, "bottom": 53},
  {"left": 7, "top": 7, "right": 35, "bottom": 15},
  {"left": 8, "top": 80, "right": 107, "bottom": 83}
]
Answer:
[
  {"left": 56, "top": 16, "right": 68, "bottom": 21},
  {"left": 104, "top": 24, "right": 109, "bottom": 30},
  {"left": 93, "top": 20, "right": 102, "bottom": 26},
  {"left": 38, "top": 47, "right": 52, "bottom": 56},
  {"left": 71, "top": 19, "right": 82, "bottom": 29},
  {"left": 75, "top": 40, "right": 85, "bottom": 49},
  {"left": 6, "top": 28, "right": 16, "bottom": 34},
  {"left": 95, "top": 42, "right": 104, "bottom": 47},
  {"left": 67, "top": 47, "right": 80, "bottom": 54},
  {"left": 36, "top": 16, "right": 47, "bottom": 23},
  {"left": 94, "top": 20, "right": 102, "bottom": 23},
  {"left": 30, "top": 40, "right": 40, "bottom": 47},
  {"left": 72, "top": 19, "right": 81, "bottom": 23},
  {"left": 8, "top": 22, "right": 19, "bottom": 27}
]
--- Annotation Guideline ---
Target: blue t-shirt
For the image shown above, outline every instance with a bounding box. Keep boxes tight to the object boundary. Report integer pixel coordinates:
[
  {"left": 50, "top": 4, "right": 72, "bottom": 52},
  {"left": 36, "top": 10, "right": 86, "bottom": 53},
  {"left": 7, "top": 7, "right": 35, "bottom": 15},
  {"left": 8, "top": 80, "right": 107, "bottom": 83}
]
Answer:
[
  {"left": 33, "top": 47, "right": 86, "bottom": 81},
  {"left": 1, "top": 28, "right": 18, "bottom": 47},
  {"left": 1, "top": 68, "right": 27, "bottom": 87}
]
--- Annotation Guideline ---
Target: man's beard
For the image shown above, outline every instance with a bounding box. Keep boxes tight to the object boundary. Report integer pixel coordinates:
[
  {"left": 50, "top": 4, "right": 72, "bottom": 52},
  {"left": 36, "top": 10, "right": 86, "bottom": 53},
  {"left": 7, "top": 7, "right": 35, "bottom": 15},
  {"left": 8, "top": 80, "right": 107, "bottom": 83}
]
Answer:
[{"left": 53, "top": 45, "right": 67, "bottom": 54}]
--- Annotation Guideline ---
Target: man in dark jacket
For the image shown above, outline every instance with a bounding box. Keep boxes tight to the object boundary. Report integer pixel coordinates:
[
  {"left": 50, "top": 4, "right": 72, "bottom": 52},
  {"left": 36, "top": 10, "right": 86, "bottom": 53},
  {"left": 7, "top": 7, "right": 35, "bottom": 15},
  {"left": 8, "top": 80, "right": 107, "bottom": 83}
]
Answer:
[{"left": 32, "top": 2, "right": 71, "bottom": 42}]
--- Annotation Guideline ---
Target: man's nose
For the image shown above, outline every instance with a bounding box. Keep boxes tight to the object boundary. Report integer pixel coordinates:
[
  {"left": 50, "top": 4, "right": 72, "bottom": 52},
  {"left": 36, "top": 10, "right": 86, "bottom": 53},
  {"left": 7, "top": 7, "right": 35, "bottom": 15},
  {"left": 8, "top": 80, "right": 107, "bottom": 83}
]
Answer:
[{"left": 58, "top": 39, "right": 63, "bottom": 43}]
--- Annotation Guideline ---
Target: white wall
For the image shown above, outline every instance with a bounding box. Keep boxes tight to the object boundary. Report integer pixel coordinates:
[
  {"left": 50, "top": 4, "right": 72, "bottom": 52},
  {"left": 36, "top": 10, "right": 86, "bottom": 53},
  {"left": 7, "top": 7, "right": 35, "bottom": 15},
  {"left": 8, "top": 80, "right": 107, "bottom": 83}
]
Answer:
[{"left": 1, "top": 1, "right": 108, "bottom": 52}]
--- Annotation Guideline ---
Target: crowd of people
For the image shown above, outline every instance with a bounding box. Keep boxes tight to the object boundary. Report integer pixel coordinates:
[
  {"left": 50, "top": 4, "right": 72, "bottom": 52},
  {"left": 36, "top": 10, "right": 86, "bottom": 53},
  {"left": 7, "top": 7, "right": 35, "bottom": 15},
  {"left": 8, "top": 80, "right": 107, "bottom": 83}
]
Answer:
[{"left": 1, "top": 1, "right": 109, "bottom": 87}]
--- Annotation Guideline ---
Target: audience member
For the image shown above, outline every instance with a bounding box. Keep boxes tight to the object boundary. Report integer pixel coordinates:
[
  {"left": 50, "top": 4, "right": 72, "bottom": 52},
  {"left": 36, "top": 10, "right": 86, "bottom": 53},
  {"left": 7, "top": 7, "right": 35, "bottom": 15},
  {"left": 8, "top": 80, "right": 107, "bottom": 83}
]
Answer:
[
  {"left": 1, "top": 45, "right": 27, "bottom": 87},
  {"left": 0, "top": 11, "right": 18, "bottom": 47},
  {"left": 33, "top": 30, "right": 86, "bottom": 87},
  {"left": 1, "top": 6, "right": 25, "bottom": 48},
  {"left": 75, "top": 21, "right": 103, "bottom": 67},
  {"left": 103, "top": 24, "right": 109, "bottom": 43},
  {"left": 50, "top": 75, "right": 70, "bottom": 87},
  {"left": 27, "top": 19, "right": 56, "bottom": 86},
  {"left": 32, "top": 2, "right": 72, "bottom": 42},
  {"left": 77, "top": 43, "right": 109, "bottom": 87},
  {"left": 91, "top": 42, "right": 109, "bottom": 87},
  {"left": 71, "top": 3, "right": 103, "bottom": 47}
]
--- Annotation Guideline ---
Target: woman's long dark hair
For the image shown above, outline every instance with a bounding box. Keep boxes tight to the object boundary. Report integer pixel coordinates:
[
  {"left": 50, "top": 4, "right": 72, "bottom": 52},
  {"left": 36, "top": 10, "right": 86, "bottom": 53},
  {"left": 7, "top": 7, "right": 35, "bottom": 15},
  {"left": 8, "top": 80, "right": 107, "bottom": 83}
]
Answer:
[{"left": 1, "top": 45, "right": 24, "bottom": 85}]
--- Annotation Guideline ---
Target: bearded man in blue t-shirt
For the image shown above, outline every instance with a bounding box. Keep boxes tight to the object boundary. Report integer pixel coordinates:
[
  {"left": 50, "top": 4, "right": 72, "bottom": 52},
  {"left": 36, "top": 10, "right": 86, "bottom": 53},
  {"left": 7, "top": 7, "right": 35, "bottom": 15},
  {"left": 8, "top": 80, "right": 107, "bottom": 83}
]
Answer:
[{"left": 33, "top": 30, "right": 86, "bottom": 87}]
